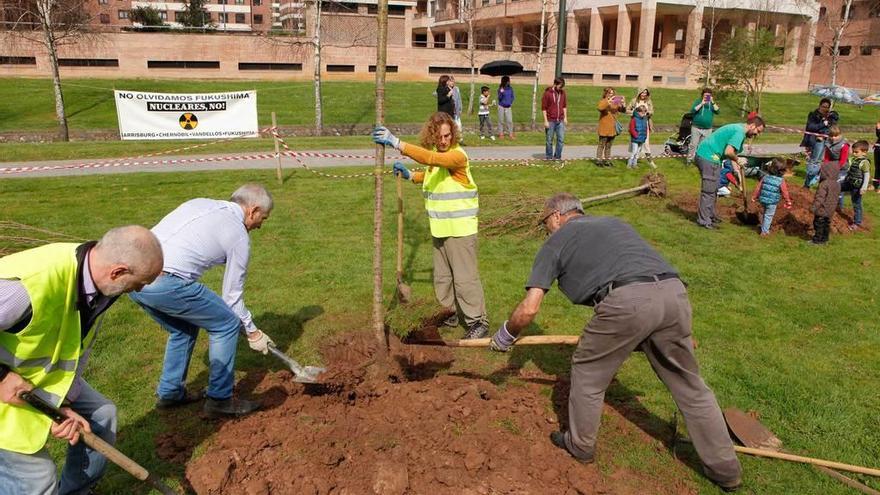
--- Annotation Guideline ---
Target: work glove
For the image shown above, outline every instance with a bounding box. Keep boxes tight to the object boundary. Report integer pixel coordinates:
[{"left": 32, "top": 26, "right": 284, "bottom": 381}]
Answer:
[
  {"left": 489, "top": 321, "right": 516, "bottom": 353},
  {"left": 736, "top": 156, "right": 748, "bottom": 167},
  {"left": 372, "top": 126, "right": 401, "bottom": 150},
  {"left": 247, "top": 329, "right": 275, "bottom": 355},
  {"left": 392, "top": 161, "right": 411, "bottom": 180}
]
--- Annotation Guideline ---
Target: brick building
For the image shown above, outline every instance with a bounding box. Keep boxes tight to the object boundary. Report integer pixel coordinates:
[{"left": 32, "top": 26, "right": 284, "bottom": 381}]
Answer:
[
  {"left": 1, "top": 0, "right": 820, "bottom": 91},
  {"left": 809, "top": 0, "right": 880, "bottom": 93}
]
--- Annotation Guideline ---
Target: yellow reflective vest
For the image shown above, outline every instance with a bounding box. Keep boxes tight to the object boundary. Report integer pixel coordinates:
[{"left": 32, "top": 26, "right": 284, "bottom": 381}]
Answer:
[
  {"left": 0, "top": 243, "right": 90, "bottom": 454},
  {"left": 421, "top": 146, "right": 479, "bottom": 238}
]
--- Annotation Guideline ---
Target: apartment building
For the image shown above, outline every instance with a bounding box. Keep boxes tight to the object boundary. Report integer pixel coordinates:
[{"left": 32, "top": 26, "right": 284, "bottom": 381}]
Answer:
[
  {"left": 809, "top": 0, "right": 880, "bottom": 92},
  {"left": 1, "top": 0, "right": 819, "bottom": 91}
]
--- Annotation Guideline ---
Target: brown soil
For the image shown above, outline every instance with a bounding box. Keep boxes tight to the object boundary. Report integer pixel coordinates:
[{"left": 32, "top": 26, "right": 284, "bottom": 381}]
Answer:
[
  {"left": 673, "top": 187, "right": 871, "bottom": 236},
  {"left": 185, "top": 332, "right": 697, "bottom": 495}
]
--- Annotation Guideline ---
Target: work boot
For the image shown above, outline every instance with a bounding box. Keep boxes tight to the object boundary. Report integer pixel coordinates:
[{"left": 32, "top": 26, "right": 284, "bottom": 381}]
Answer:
[
  {"left": 441, "top": 313, "right": 460, "bottom": 328},
  {"left": 203, "top": 397, "right": 261, "bottom": 419},
  {"left": 714, "top": 478, "right": 742, "bottom": 492},
  {"left": 156, "top": 388, "right": 205, "bottom": 409},
  {"left": 463, "top": 322, "right": 488, "bottom": 339},
  {"left": 550, "top": 431, "right": 594, "bottom": 464}
]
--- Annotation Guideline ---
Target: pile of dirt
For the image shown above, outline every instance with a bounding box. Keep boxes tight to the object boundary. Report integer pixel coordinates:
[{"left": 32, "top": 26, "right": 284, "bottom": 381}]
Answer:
[
  {"left": 185, "top": 332, "right": 696, "bottom": 495},
  {"left": 673, "top": 187, "right": 871, "bottom": 236}
]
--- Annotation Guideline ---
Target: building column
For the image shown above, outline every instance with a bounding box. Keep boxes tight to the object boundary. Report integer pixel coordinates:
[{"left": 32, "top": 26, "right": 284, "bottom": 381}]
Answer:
[
  {"left": 512, "top": 23, "right": 523, "bottom": 52},
  {"left": 638, "top": 0, "right": 656, "bottom": 59},
  {"left": 685, "top": 5, "right": 703, "bottom": 58},
  {"left": 785, "top": 22, "right": 801, "bottom": 65},
  {"left": 495, "top": 24, "right": 504, "bottom": 51},
  {"left": 404, "top": 9, "right": 413, "bottom": 48},
  {"left": 802, "top": 17, "right": 818, "bottom": 76},
  {"left": 588, "top": 8, "right": 603, "bottom": 55},
  {"left": 427, "top": 28, "right": 435, "bottom": 48},
  {"left": 446, "top": 29, "right": 454, "bottom": 48},
  {"left": 615, "top": 4, "right": 631, "bottom": 56},
  {"left": 566, "top": 13, "right": 578, "bottom": 54},
  {"left": 661, "top": 15, "right": 676, "bottom": 59}
]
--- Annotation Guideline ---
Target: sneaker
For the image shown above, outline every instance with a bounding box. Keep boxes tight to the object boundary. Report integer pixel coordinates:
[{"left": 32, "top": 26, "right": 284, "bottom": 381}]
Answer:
[
  {"left": 849, "top": 223, "right": 861, "bottom": 231},
  {"left": 549, "top": 431, "right": 594, "bottom": 464},
  {"left": 441, "top": 313, "right": 460, "bottom": 328},
  {"left": 711, "top": 217, "right": 723, "bottom": 225},
  {"left": 717, "top": 186, "right": 731, "bottom": 197},
  {"left": 480, "top": 136, "right": 485, "bottom": 140},
  {"left": 463, "top": 322, "right": 488, "bottom": 339},
  {"left": 203, "top": 397, "right": 261, "bottom": 418},
  {"left": 156, "top": 389, "right": 205, "bottom": 409},
  {"left": 698, "top": 223, "right": 718, "bottom": 230},
  {"left": 490, "top": 135, "right": 496, "bottom": 141}
]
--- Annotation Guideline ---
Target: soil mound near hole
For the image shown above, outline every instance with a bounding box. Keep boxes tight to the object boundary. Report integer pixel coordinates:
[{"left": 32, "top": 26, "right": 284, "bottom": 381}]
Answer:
[
  {"left": 673, "top": 187, "right": 870, "bottom": 236},
  {"left": 186, "top": 332, "right": 696, "bottom": 495}
]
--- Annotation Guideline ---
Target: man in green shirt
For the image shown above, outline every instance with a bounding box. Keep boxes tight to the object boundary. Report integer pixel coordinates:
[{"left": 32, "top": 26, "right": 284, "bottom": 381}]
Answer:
[
  {"left": 688, "top": 88, "right": 720, "bottom": 161},
  {"left": 695, "top": 116, "right": 765, "bottom": 229}
]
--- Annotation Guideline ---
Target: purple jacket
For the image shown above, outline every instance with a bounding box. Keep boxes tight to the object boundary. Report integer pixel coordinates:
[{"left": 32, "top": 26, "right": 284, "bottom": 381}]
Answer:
[{"left": 497, "top": 86, "right": 515, "bottom": 108}]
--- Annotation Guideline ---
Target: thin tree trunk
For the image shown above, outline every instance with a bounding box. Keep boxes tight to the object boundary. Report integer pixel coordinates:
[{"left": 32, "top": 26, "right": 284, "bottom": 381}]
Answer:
[
  {"left": 529, "top": 0, "right": 548, "bottom": 128},
  {"left": 467, "top": 18, "right": 476, "bottom": 115},
  {"left": 831, "top": 0, "right": 851, "bottom": 86},
  {"left": 371, "top": 0, "right": 389, "bottom": 352},
  {"left": 705, "top": 4, "right": 715, "bottom": 83},
  {"left": 39, "top": 1, "right": 69, "bottom": 142},
  {"left": 313, "top": 0, "right": 324, "bottom": 135}
]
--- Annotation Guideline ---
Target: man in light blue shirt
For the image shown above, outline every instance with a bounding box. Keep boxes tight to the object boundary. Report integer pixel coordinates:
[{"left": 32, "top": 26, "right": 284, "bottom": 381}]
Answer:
[{"left": 130, "top": 184, "right": 274, "bottom": 418}]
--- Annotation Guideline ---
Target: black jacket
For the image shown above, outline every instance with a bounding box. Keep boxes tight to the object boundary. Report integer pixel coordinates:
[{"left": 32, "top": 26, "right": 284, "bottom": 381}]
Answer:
[
  {"left": 800, "top": 109, "right": 839, "bottom": 148},
  {"left": 437, "top": 85, "right": 454, "bottom": 117}
]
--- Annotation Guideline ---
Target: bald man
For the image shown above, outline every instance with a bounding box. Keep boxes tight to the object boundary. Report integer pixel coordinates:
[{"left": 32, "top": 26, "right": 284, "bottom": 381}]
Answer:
[{"left": 0, "top": 225, "right": 163, "bottom": 495}]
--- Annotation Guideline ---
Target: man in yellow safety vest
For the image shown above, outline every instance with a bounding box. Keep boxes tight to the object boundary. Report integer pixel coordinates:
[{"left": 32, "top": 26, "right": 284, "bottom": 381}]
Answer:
[
  {"left": 373, "top": 112, "right": 489, "bottom": 339},
  {"left": 0, "top": 226, "right": 163, "bottom": 494}
]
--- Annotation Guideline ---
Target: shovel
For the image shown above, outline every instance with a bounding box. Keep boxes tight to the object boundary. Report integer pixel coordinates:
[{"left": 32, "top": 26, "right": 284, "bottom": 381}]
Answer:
[
  {"left": 395, "top": 174, "right": 413, "bottom": 304},
  {"left": 405, "top": 332, "right": 579, "bottom": 347},
  {"left": 735, "top": 166, "right": 760, "bottom": 225},
  {"left": 723, "top": 408, "right": 880, "bottom": 493},
  {"left": 267, "top": 344, "right": 326, "bottom": 383},
  {"left": 20, "top": 391, "right": 180, "bottom": 495}
]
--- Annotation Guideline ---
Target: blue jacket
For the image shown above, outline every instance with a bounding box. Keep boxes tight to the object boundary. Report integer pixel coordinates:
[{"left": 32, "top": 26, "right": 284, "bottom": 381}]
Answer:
[
  {"left": 629, "top": 114, "right": 648, "bottom": 144},
  {"left": 758, "top": 175, "right": 784, "bottom": 205},
  {"left": 497, "top": 86, "right": 515, "bottom": 108}
]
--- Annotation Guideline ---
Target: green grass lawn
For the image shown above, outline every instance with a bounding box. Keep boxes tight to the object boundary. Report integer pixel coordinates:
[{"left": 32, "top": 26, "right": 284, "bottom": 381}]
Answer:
[{"left": 1, "top": 159, "right": 878, "bottom": 493}]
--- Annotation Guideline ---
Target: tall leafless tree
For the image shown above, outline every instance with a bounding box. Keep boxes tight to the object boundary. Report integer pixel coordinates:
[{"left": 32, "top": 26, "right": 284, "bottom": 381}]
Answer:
[
  {"left": 1, "top": 0, "right": 93, "bottom": 141},
  {"left": 526, "top": 0, "right": 555, "bottom": 128},
  {"left": 372, "top": 0, "right": 389, "bottom": 352}
]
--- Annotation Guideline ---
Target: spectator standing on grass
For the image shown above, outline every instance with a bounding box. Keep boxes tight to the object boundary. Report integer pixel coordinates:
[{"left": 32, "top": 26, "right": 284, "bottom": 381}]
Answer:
[
  {"left": 478, "top": 86, "right": 496, "bottom": 141},
  {"left": 801, "top": 98, "right": 839, "bottom": 188},
  {"left": 436, "top": 75, "right": 454, "bottom": 117},
  {"left": 129, "top": 184, "right": 276, "bottom": 419},
  {"left": 0, "top": 227, "right": 162, "bottom": 495},
  {"left": 627, "top": 105, "right": 650, "bottom": 169},
  {"left": 450, "top": 77, "right": 464, "bottom": 141},
  {"left": 596, "top": 87, "right": 626, "bottom": 167},
  {"left": 373, "top": 112, "right": 490, "bottom": 339},
  {"left": 542, "top": 77, "right": 568, "bottom": 160},
  {"left": 627, "top": 88, "right": 656, "bottom": 167},
  {"left": 689, "top": 88, "right": 720, "bottom": 162},
  {"left": 810, "top": 161, "right": 841, "bottom": 245},
  {"left": 497, "top": 76, "right": 515, "bottom": 139},
  {"left": 839, "top": 140, "right": 871, "bottom": 230},
  {"left": 751, "top": 158, "right": 793, "bottom": 236},
  {"left": 694, "top": 116, "right": 766, "bottom": 229},
  {"left": 488, "top": 193, "right": 742, "bottom": 493}
]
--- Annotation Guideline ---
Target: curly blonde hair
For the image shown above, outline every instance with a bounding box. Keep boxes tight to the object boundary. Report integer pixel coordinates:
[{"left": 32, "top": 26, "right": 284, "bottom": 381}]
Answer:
[{"left": 419, "top": 112, "right": 460, "bottom": 149}]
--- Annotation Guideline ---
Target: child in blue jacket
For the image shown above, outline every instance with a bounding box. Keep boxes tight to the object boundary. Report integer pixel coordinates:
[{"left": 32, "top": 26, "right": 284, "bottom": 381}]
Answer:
[
  {"left": 627, "top": 105, "right": 649, "bottom": 169},
  {"left": 751, "top": 157, "right": 793, "bottom": 236}
]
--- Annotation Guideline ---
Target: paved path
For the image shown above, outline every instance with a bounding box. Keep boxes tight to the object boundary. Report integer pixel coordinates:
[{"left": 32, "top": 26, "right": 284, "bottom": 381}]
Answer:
[{"left": 0, "top": 143, "right": 803, "bottom": 178}]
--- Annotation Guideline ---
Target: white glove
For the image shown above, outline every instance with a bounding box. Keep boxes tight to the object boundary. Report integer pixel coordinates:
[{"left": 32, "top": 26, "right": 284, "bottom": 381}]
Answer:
[
  {"left": 736, "top": 156, "right": 748, "bottom": 167},
  {"left": 247, "top": 329, "right": 274, "bottom": 355}
]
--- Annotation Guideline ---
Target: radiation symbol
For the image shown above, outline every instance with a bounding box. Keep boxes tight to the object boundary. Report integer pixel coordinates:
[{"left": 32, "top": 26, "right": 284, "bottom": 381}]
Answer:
[{"left": 179, "top": 113, "right": 199, "bottom": 130}]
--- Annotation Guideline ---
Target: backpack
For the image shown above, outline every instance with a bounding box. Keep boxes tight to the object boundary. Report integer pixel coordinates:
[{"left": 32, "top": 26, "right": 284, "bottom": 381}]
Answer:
[{"left": 845, "top": 158, "right": 867, "bottom": 189}]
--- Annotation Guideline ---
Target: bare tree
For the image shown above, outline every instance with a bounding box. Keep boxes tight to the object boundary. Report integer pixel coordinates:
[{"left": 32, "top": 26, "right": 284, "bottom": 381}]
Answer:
[
  {"left": 817, "top": 0, "right": 860, "bottom": 86},
  {"left": 312, "top": 0, "right": 324, "bottom": 134},
  {"left": 1, "top": 0, "right": 93, "bottom": 141},
  {"left": 524, "top": 0, "right": 556, "bottom": 128},
  {"left": 372, "top": 0, "right": 389, "bottom": 353}
]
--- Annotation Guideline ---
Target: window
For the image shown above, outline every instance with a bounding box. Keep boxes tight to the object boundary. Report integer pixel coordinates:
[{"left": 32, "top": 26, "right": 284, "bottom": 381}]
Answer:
[
  {"left": 148, "top": 60, "right": 221, "bottom": 69},
  {"left": 818, "top": 6, "right": 826, "bottom": 19},
  {"left": 389, "top": 5, "right": 405, "bottom": 15},
  {"left": 862, "top": 45, "right": 877, "bottom": 56},
  {"left": 58, "top": 58, "right": 119, "bottom": 67},
  {"left": 118, "top": 10, "right": 129, "bottom": 19},
  {"left": 254, "top": 14, "right": 263, "bottom": 23},
  {"left": 625, "top": 74, "right": 639, "bottom": 81},
  {"left": 601, "top": 73, "right": 621, "bottom": 81},
  {"left": 428, "top": 66, "right": 471, "bottom": 74},
  {"left": 218, "top": 12, "right": 228, "bottom": 23},
  {"left": 218, "top": 0, "right": 227, "bottom": 4},
  {"left": 100, "top": 13, "right": 110, "bottom": 23},
  {"left": 369, "top": 65, "right": 399, "bottom": 72},
  {"left": 561, "top": 72, "right": 594, "bottom": 80},
  {"left": 239, "top": 62, "right": 303, "bottom": 70},
  {"left": 235, "top": 13, "right": 245, "bottom": 23},
  {"left": 653, "top": 75, "right": 663, "bottom": 82},
  {"left": 326, "top": 64, "right": 356, "bottom": 72},
  {"left": 98, "top": 0, "right": 108, "bottom": 4},
  {"left": 253, "top": 0, "right": 261, "bottom": 5},
  {"left": 159, "top": 10, "right": 168, "bottom": 20},
  {"left": 236, "top": 0, "right": 245, "bottom": 4},
  {"left": 814, "top": 46, "right": 822, "bottom": 56},
  {"left": 870, "top": 0, "right": 880, "bottom": 17},
  {"left": 0, "top": 56, "right": 36, "bottom": 65},
  {"left": 839, "top": 45, "right": 851, "bottom": 56}
]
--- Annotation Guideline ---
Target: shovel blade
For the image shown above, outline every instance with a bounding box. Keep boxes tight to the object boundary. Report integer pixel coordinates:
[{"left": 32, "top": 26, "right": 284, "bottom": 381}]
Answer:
[
  {"left": 723, "top": 408, "right": 783, "bottom": 451},
  {"left": 268, "top": 346, "right": 326, "bottom": 383}
]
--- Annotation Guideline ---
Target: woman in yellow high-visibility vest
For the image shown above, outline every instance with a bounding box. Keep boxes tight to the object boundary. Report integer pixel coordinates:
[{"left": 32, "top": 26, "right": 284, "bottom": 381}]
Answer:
[{"left": 373, "top": 112, "right": 489, "bottom": 339}]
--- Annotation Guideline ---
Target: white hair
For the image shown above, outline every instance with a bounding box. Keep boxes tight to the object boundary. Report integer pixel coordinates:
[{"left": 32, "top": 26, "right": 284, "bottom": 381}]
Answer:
[
  {"left": 94, "top": 225, "right": 163, "bottom": 274},
  {"left": 544, "top": 193, "right": 585, "bottom": 217},
  {"left": 230, "top": 183, "right": 274, "bottom": 212}
]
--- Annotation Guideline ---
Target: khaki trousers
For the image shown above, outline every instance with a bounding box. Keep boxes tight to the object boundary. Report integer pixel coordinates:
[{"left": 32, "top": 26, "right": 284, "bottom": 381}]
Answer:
[
  {"left": 562, "top": 278, "right": 741, "bottom": 486},
  {"left": 432, "top": 234, "right": 487, "bottom": 327}
]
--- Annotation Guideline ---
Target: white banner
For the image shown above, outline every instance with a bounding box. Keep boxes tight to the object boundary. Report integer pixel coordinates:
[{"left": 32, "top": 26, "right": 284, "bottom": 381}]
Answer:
[{"left": 114, "top": 90, "right": 259, "bottom": 140}]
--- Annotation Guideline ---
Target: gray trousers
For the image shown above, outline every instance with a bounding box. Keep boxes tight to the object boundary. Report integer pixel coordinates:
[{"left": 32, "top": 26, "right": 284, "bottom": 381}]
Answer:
[
  {"left": 696, "top": 156, "right": 721, "bottom": 227},
  {"left": 690, "top": 126, "right": 713, "bottom": 159},
  {"left": 563, "top": 278, "right": 741, "bottom": 486},
  {"left": 432, "top": 234, "right": 487, "bottom": 327},
  {"left": 497, "top": 106, "right": 514, "bottom": 136}
]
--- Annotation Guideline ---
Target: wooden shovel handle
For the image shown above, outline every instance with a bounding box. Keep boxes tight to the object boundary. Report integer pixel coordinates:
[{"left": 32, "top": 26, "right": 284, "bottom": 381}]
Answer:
[
  {"left": 734, "top": 446, "right": 880, "bottom": 478},
  {"left": 447, "top": 335, "right": 580, "bottom": 347},
  {"left": 81, "top": 432, "right": 178, "bottom": 494}
]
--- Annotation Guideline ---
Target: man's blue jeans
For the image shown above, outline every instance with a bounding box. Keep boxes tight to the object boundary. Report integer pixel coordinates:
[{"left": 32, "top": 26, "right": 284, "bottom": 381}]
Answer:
[
  {"left": 129, "top": 274, "right": 242, "bottom": 401},
  {"left": 0, "top": 381, "right": 117, "bottom": 495},
  {"left": 545, "top": 121, "right": 565, "bottom": 159},
  {"left": 803, "top": 140, "right": 824, "bottom": 187},
  {"left": 760, "top": 202, "right": 778, "bottom": 234}
]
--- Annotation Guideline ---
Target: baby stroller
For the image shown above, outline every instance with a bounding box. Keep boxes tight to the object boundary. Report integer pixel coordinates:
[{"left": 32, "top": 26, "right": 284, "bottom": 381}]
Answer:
[{"left": 664, "top": 112, "right": 693, "bottom": 155}]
